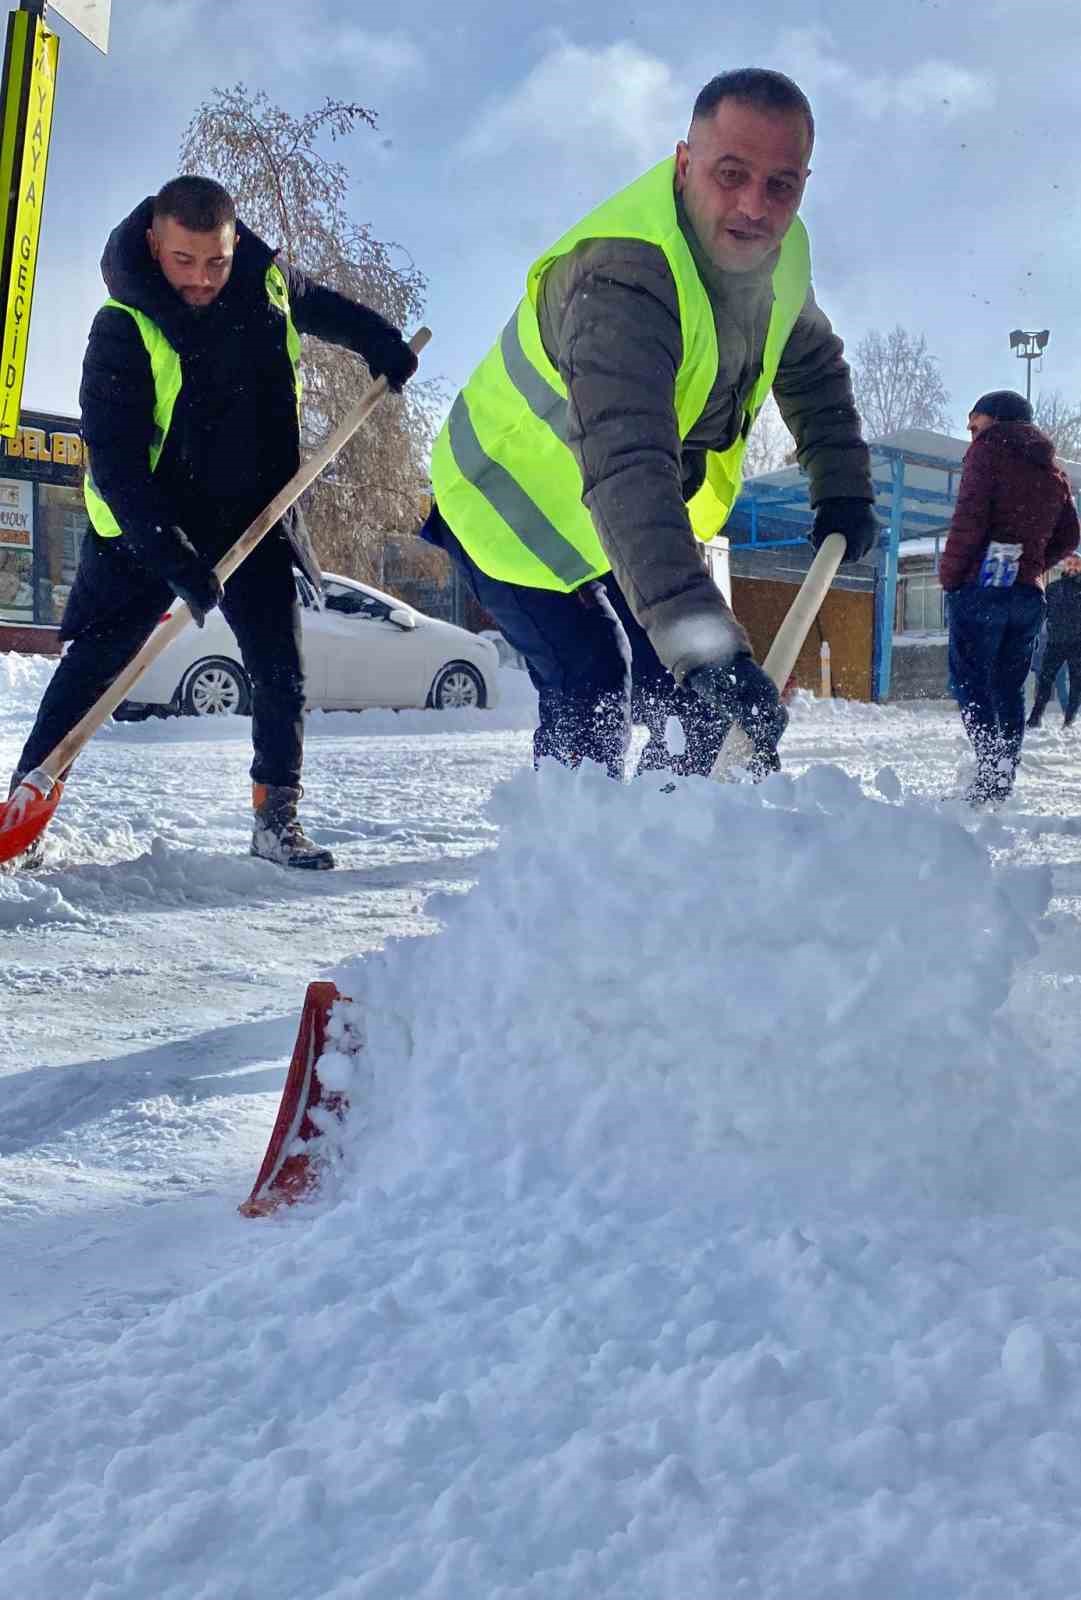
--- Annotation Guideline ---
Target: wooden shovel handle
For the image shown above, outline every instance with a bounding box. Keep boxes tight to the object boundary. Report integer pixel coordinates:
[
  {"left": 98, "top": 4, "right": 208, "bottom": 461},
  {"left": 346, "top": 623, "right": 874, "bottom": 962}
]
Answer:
[
  {"left": 32, "top": 328, "right": 431, "bottom": 787},
  {"left": 759, "top": 533, "right": 847, "bottom": 690},
  {"left": 709, "top": 532, "right": 847, "bottom": 780}
]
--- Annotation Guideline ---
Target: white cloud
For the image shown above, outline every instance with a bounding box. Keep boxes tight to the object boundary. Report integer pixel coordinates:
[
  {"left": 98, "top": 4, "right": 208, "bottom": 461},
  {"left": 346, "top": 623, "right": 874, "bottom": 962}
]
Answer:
[
  {"left": 243, "top": 20, "right": 426, "bottom": 89},
  {"left": 127, "top": 6, "right": 427, "bottom": 93},
  {"left": 326, "top": 27, "right": 426, "bottom": 86},
  {"left": 125, "top": 0, "right": 206, "bottom": 55},
  {"left": 778, "top": 26, "right": 995, "bottom": 122},
  {"left": 460, "top": 39, "right": 685, "bottom": 167}
]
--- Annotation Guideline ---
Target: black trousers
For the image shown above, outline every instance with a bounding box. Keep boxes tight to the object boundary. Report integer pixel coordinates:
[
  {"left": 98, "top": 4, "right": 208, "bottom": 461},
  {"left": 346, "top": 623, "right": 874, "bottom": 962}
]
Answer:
[
  {"left": 428, "top": 512, "right": 730, "bottom": 777},
  {"left": 1031, "top": 634, "right": 1081, "bottom": 723},
  {"left": 17, "top": 531, "right": 305, "bottom": 788}
]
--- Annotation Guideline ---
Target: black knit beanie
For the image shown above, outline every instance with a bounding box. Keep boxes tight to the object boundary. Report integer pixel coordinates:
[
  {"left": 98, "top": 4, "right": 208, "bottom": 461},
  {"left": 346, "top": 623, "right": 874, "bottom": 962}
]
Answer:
[{"left": 969, "top": 389, "right": 1033, "bottom": 424}]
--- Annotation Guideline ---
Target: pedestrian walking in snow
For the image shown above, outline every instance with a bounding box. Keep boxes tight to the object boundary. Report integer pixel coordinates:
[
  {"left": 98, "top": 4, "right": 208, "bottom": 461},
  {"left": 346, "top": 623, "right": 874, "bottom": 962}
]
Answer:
[
  {"left": 9, "top": 175, "right": 417, "bottom": 870},
  {"left": 1027, "top": 617, "right": 1068, "bottom": 721},
  {"left": 1028, "top": 555, "right": 1081, "bottom": 729},
  {"left": 940, "top": 390, "right": 1080, "bottom": 805},
  {"left": 423, "top": 68, "right": 876, "bottom": 780}
]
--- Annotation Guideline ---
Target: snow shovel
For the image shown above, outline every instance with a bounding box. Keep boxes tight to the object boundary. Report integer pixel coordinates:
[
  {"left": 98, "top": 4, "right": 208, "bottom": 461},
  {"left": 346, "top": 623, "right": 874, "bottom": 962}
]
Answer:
[
  {"left": 709, "top": 531, "right": 847, "bottom": 780},
  {"left": 0, "top": 328, "right": 431, "bottom": 865},
  {"left": 239, "top": 980, "right": 354, "bottom": 1217}
]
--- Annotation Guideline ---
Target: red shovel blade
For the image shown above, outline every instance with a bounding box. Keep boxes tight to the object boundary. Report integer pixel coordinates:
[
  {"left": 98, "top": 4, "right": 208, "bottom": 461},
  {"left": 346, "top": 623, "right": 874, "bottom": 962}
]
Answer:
[
  {"left": 239, "top": 981, "right": 347, "bottom": 1217},
  {"left": 0, "top": 773, "right": 63, "bottom": 865}
]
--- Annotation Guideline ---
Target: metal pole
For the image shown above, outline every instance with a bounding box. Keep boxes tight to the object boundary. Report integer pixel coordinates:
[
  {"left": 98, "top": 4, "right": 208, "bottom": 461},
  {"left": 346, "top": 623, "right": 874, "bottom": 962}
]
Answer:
[{"left": 873, "top": 455, "right": 904, "bottom": 701}]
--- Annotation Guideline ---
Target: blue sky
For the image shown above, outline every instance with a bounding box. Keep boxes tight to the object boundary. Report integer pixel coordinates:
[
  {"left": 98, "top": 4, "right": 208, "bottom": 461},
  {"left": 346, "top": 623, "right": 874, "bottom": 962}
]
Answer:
[{"left": 26, "top": 0, "right": 1081, "bottom": 435}]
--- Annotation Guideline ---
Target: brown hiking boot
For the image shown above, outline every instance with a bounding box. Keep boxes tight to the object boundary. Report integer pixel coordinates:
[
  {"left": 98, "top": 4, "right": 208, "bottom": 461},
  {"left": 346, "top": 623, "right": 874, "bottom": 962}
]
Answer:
[{"left": 250, "top": 783, "right": 334, "bottom": 871}]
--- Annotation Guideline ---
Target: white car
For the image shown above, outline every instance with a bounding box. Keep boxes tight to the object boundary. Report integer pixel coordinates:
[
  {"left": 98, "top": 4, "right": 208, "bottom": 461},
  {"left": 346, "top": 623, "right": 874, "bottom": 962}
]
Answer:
[{"left": 115, "top": 572, "right": 500, "bottom": 719}]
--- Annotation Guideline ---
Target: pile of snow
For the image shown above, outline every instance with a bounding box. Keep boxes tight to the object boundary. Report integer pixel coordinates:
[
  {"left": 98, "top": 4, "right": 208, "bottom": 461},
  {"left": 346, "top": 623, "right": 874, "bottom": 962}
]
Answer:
[
  {"left": 0, "top": 650, "right": 55, "bottom": 724},
  {"left": 5, "top": 761, "right": 1081, "bottom": 1598},
  {"left": 0, "top": 833, "right": 347, "bottom": 928},
  {"left": 337, "top": 760, "right": 1060, "bottom": 1213}
]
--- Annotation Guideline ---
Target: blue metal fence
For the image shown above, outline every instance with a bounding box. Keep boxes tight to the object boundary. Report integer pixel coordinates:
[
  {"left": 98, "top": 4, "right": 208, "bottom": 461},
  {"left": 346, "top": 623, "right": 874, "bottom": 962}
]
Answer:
[{"left": 725, "top": 440, "right": 1055, "bottom": 700}]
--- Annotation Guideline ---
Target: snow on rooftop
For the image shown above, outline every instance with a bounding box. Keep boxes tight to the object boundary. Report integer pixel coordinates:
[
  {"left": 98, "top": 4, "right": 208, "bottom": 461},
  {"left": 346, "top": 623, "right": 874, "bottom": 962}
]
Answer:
[{"left": 748, "top": 426, "right": 1081, "bottom": 495}]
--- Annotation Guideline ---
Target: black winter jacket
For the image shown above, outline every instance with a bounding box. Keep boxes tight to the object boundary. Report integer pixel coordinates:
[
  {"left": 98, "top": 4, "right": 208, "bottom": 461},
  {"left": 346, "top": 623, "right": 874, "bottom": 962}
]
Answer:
[
  {"left": 533, "top": 190, "right": 872, "bottom": 680},
  {"left": 1045, "top": 571, "right": 1081, "bottom": 644},
  {"left": 78, "top": 198, "right": 409, "bottom": 596}
]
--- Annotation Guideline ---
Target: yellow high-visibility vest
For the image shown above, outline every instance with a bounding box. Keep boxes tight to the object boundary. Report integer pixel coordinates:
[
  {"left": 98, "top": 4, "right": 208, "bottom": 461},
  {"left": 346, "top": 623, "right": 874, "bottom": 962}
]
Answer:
[
  {"left": 431, "top": 156, "right": 810, "bottom": 591},
  {"left": 85, "top": 263, "right": 302, "bottom": 538}
]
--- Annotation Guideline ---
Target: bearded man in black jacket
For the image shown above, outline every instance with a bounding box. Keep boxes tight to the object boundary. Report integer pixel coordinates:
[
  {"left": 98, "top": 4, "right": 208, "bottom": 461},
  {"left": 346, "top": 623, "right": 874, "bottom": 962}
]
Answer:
[{"left": 11, "top": 175, "right": 417, "bottom": 870}]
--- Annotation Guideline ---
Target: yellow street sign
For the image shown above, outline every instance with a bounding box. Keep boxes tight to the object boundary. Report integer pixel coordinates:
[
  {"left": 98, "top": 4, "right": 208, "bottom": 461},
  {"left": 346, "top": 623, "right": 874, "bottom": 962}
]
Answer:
[{"left": 0, "top": 12, "right": 59, "bottom": 437}]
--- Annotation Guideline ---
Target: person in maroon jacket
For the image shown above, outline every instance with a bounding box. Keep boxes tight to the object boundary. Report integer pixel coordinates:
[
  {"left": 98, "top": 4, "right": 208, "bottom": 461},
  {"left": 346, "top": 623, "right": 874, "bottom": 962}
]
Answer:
[{"left": 940, "top": 389, "right": 1080, "bottom": 803}]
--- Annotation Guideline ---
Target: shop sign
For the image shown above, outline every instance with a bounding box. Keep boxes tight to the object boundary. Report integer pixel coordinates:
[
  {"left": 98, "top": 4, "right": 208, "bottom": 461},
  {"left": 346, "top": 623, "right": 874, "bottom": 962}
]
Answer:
[
  {"left": 0, "top": 474, "right": 33, "bottom": 547},
  {"left": 1, "top": 422, "right": 82, "bottom": 466}
]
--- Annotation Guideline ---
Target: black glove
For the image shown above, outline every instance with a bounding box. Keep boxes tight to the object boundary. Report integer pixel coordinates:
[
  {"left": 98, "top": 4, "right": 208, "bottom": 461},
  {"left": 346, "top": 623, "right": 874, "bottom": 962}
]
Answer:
[
  {"left": 171, "top": 565, "right": 224, "bottom": 628},
  {"left": 810, "top": 498, "right": 879, "bottom": 563},
  {"left": 686, "top": 654, "right": 788, "bottom": 780},
  {"left": 367, "top": 332, "right": 418, "bottom": 394},
  {"left": 155, "top": 527, "right": 224, "bottom": 628}
]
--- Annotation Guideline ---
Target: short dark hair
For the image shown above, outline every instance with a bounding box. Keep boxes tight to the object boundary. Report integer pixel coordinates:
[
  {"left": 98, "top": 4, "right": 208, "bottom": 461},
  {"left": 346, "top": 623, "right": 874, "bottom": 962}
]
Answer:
[
  {"left": 691, "top": 69, "right": 814, "bottom": 148},
  {"left": 969, "top": 389, "right": 1033, "bottom": 425},
  {"left": 152, "top": 175, "right": 236, "bottom": 233}
]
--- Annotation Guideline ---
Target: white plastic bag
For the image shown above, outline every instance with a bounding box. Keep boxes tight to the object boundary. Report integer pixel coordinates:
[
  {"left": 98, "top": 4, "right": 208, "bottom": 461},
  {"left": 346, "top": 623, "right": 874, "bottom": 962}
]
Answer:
[{"left": 978, "top": 541, "right": 1023, "bottom": 588}]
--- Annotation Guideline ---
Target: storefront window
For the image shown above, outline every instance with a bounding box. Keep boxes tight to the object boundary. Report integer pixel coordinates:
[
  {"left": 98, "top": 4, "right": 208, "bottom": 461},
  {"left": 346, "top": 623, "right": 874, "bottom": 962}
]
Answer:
[
  {"left": 0, "top": 413, "right": 85, "bottom": 634},
  {"left": 37, "top": 483, "right": 87, "bottom": 625},
  {"left": 0, "top": 478, "right": 35, "bottom": 623}
]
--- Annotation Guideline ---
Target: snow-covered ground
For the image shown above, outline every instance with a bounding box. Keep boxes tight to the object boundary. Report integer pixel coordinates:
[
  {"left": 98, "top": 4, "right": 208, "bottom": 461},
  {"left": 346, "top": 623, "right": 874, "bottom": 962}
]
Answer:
[{"left": 4, "top": 651, "right": 1081, "bottom": 1597}]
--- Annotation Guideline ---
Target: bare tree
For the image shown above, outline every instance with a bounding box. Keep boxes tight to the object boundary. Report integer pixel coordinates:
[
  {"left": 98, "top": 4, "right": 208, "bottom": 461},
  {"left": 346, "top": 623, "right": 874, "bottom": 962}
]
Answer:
[
  {"left": 178, "top": 85, "right": 438, "bottom": 581},
  {"left": 850, "top": 326, "right": 951, "bottom": 439},
  {"left": 1032, "top": 390, "right": 1081, "bottom": 462},
  {"left": 742, "top": 395, "right": 796, "bottom": 477}
]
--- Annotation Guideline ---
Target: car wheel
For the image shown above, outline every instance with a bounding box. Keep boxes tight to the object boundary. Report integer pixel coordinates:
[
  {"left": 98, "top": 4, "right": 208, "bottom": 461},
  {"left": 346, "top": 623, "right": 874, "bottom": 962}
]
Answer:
[
  {"left": 429, "top": 660, "right": 486, "bottom": 710},
  {"left": 181, "top": 657, "right": 251, "bottom": 717}
]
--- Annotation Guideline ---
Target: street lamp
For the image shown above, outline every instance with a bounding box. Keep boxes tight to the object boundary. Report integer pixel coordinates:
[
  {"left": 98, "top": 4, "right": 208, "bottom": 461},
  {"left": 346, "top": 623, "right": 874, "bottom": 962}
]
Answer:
[{"left": 1008, "top": 328, "right": 1050, "bottom": 403}]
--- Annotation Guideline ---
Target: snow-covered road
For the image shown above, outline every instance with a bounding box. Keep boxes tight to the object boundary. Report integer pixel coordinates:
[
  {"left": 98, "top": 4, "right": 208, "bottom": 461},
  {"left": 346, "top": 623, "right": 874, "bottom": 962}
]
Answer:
[
  {"left": 1, "top": 659, "right": 534, "bottom": 1337},
  {"left": 4, "top": 653, "right": 1081, "bottom": 1597}
]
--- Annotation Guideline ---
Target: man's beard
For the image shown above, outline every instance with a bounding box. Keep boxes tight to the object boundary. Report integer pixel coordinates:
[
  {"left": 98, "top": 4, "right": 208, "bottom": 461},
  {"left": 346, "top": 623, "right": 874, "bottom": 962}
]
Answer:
[{"left": 179, "top": 289, "right": 219, "bottom": 315}]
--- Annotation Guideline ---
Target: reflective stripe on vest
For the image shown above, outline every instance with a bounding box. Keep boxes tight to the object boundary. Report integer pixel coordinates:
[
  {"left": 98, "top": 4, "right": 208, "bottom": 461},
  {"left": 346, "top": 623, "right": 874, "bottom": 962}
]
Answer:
[
  {"left": 84, "top": 263, "right": 302, "bottom": 538},
  {"left": 431, "top": 157, "right": 810, "bottom": 591}
]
